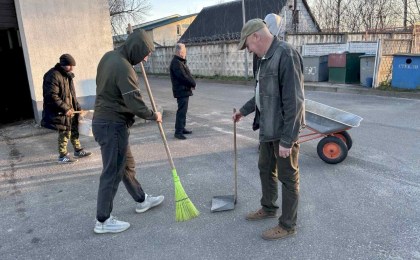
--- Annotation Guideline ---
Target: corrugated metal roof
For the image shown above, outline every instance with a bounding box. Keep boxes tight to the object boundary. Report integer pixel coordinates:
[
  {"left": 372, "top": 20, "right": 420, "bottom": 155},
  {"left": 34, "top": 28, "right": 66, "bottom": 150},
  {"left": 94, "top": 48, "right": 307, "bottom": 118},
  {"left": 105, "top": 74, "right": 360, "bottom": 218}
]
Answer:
[{"left": 179, "top": 0, "right": 287, "bottom": 44}]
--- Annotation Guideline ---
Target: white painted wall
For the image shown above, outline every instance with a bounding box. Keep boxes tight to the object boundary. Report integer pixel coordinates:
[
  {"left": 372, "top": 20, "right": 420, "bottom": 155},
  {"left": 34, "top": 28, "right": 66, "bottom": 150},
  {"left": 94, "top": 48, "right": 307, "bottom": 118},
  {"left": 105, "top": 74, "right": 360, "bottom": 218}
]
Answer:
[
  {"left": 302, "top": 42, "right": 378, "bottom": 56},
  {"left": 14, "top": 0, "right": 113, "bottom": 122}
]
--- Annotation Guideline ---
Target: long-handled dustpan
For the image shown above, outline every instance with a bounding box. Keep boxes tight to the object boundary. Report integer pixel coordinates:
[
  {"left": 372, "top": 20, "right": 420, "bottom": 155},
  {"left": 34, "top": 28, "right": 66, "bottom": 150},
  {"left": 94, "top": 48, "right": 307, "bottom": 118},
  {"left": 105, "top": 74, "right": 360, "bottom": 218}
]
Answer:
[{"left": 211, "top": 108, "right": 238, "bottom": 212}]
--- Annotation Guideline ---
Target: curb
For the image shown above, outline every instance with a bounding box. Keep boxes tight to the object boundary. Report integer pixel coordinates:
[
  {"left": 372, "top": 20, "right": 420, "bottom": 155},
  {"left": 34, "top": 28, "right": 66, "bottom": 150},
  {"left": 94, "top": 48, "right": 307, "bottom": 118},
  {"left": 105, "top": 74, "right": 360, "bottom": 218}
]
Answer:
[{"left": 304, "top": 83, "right": 420, "bottom": 100}]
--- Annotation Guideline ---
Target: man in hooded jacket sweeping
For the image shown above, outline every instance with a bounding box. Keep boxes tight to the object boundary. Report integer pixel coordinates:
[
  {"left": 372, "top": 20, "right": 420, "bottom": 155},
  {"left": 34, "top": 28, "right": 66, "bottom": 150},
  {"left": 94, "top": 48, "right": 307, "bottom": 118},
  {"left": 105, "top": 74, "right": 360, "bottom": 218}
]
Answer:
[{"left": 92, "top": 30, "right": 164, "bottom": 234}]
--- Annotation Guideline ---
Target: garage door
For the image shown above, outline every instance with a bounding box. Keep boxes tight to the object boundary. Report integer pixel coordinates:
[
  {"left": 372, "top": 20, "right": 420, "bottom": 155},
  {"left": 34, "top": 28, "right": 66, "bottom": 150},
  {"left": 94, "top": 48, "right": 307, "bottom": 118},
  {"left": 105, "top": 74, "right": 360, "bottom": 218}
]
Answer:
[{"left": 0, "top": 0, "right": 18, "bottom": 29}]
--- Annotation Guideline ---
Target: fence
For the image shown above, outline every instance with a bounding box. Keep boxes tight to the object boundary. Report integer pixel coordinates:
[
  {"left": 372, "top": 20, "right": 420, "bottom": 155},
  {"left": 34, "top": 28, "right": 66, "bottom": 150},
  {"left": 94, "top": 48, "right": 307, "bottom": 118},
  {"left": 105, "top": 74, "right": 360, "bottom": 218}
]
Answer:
[
  {"left": 373, "top": 39, "right": 413, "bottom": 87},
  {"left": 140, "top": 31, "right": 415, "bottom": 83},
  {"left": 142, "top": 42, "right": 254, "bottom": 77},
  {"left": 286, "top": 32, "right": 412, "bottom": 49},
  {"left": 302, "top": 41, "right": 378, "bottom": 56}
]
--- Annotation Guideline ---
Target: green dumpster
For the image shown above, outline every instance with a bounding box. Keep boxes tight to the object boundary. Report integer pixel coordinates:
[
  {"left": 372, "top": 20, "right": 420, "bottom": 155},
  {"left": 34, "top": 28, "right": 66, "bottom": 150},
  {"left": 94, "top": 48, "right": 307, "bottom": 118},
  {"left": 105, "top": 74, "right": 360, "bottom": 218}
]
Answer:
[{"left": 328, "top": 52, "right": 364, "bottom": 84}]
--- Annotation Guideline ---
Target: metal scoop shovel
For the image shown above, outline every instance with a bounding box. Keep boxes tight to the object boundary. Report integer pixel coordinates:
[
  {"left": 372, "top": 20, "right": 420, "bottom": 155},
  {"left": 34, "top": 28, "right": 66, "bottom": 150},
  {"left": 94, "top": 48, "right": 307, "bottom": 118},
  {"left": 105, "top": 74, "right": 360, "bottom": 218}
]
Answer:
[{"left": 211, "top": 108, "right": 238, "bottom": 212}]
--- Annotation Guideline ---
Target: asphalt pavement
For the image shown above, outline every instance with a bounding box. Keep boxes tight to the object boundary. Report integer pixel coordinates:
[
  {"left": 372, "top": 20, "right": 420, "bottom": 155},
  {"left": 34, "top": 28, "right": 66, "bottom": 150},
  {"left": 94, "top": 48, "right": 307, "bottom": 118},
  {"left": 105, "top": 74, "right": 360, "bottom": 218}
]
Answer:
[{"left": 0, "top": 77, "right": 419, "bottom": 260}]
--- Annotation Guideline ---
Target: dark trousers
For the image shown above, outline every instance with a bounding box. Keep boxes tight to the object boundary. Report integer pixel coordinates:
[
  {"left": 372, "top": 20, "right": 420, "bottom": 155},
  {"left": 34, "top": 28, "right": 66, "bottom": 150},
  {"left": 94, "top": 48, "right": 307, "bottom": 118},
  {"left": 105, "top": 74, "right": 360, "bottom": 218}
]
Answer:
[
  {"left": 258, "top": 141, "right": 300, "bottom": 230},
  {"left": 175, "top": 96, "right": 189, "bottom": 134},
  {"left": 92, "top": 119, "right": 145, "bottom": 222}
]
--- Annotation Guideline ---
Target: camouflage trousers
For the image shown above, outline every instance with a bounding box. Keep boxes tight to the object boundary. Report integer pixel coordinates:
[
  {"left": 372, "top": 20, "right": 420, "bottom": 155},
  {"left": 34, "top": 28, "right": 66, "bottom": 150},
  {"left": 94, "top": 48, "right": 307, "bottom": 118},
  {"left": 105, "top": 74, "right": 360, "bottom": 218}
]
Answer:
[{"left": 58, "top": 116, "right": 82, "bottom": 157}]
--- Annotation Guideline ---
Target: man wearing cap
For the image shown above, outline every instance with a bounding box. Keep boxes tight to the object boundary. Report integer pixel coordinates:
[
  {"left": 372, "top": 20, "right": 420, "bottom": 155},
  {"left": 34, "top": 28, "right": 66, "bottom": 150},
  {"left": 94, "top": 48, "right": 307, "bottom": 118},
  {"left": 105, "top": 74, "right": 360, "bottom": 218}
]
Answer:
[
  {"left": 41, "top": 53, "right": 92, "bottom": 163},
  {"left": 253, "top": 13, "right": 283, "bottom": 79},
  {"left": 232, "top": 19, "right": 305, "bottom": 240}
]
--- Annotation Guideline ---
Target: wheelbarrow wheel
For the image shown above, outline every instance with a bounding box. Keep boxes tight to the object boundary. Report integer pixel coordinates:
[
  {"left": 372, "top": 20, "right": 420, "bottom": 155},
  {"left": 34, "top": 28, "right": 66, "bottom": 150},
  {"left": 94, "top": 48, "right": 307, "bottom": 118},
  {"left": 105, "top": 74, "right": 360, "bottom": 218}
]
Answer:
[
  {"left": 317, "top": 136, "right": 348, "bottom": 164},
  {"left": 334, "top": 131, "right": 353, "bottom": 150}
]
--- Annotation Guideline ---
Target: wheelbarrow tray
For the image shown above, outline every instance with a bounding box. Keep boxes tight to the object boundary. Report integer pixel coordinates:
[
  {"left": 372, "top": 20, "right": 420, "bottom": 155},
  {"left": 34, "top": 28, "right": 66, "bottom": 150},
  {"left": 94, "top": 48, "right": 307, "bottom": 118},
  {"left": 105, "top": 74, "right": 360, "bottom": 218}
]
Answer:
[{"left": 305, "top": 99, "right": 363, "bottom": 134}]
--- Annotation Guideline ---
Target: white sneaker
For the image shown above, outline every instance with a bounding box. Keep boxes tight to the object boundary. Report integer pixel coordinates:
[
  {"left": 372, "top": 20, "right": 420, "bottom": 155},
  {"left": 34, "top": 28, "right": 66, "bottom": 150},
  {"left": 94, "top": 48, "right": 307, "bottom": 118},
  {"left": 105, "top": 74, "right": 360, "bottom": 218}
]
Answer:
[
  {"left": 93, "top": 215, "right": 130, "bottom": 234},
  {"left": 135, "top": 194, "right": 164, "bottom": 213}
]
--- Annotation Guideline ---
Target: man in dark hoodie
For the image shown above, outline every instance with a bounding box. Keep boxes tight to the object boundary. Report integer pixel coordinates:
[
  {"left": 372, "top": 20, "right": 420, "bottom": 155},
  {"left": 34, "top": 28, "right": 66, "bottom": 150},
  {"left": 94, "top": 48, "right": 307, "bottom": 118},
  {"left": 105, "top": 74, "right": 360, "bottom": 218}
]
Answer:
[
  {"left": 92, "top": 30, "right": 164, "bottom": 234},
  {"left": 41, "top": 53, "right": 92, "bottom": 164},
  {"left": 169, "top": 43, "right": 196, "bottom": 140}
]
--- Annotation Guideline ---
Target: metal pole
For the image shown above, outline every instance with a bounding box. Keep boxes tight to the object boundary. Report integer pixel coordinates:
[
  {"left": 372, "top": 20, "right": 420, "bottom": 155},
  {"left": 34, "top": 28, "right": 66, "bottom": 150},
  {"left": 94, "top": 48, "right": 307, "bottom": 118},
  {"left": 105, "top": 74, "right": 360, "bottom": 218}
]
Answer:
[
  {"left": 403, "top": 0, "right": 407, "bottom": 30},
  {"left": 337, "top": 0, "right": 341, "bottom": 32},
  {"left": 242, "top": 0, "right": 248, "bottom": 79}
]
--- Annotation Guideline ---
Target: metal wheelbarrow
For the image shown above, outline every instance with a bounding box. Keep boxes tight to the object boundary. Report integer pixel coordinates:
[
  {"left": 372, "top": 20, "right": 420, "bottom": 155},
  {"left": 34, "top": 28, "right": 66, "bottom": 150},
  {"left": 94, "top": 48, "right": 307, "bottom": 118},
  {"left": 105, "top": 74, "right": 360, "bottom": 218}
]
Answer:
[{"left": 298, "top": 99, "right": 363, "bottom": 164}]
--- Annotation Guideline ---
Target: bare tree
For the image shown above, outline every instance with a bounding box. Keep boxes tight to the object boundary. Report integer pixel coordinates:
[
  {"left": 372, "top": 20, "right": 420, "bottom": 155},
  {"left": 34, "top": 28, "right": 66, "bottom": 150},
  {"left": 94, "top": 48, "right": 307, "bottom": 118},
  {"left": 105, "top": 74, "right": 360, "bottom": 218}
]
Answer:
[
  {"left": 310, "top": 0, "right": 333, "bottom": 31},
  {"left": 310, "top": 0, "right": 350, "bottom": 32},
  {"left": 109, "top": 0, "right": 151, "bottom": 35},
  {"left": 341, "top": 0, "right": 362, "bottom": 32},
  {"left": 379, "top": 0, "right": 420, "bottom": 30},
  {"left": 345, "top": 0, "right": 399, "bottom": 32},
  {"left": 406, "top": 0, "right": 420, "bottom": 26},
  {"left": 308, "top": 0, "right": 417, "bottom": 32}
]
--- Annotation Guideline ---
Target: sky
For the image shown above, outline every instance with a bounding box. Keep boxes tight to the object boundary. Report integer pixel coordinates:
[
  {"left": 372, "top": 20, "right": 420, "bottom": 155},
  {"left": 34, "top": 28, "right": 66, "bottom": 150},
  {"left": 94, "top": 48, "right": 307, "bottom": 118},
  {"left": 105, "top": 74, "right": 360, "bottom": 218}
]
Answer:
[{"left": 146, "top": 0, "right": 237, "bottom": 22}]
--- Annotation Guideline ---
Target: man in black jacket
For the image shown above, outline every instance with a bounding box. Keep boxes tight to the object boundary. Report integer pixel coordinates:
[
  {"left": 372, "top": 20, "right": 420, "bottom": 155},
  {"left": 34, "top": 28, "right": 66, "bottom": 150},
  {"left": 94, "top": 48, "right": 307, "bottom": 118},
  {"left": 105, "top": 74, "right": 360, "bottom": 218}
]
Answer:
[
  {"left": 169, "top": 43, "right": 196, "bottom": 140},
  {"left": 41, "top": 54, "right": 92, "bottom": 163}
]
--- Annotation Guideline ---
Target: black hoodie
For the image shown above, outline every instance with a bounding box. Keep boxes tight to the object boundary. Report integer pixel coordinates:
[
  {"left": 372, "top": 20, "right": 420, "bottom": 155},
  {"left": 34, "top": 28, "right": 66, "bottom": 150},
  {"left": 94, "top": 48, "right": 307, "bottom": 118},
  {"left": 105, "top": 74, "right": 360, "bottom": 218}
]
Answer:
[{"left": 94, "top": 30, "right": 156, "bottom": 126}]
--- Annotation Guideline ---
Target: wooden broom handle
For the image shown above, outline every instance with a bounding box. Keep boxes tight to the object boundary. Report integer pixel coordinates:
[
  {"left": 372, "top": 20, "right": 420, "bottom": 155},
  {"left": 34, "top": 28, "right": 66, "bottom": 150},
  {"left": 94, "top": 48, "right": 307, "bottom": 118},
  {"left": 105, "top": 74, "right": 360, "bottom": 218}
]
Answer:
[{"left": 139, "top": 62, "right": 176, "bottom": 170}]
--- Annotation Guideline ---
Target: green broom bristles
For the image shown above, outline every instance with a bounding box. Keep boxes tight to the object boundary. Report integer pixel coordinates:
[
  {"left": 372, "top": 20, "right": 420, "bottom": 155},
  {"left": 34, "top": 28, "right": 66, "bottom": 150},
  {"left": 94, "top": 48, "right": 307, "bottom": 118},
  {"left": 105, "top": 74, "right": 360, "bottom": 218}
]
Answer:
[{"left": 172, "top": 169, "right": 200, "bottom": 222}]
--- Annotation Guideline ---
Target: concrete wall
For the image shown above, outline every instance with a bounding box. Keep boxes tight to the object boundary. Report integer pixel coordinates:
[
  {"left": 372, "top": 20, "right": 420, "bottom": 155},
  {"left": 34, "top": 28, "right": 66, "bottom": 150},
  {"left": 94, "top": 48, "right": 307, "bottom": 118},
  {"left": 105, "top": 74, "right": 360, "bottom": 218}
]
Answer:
[
  {"left": 286, "top": 32, "right": 413, "bottom": 52},
  {"left": 14, "top": 0, "right": 113, "bottom": 123},
  {"left": 145, "top": 42, "right": 253, "bottom": 77},
  {"left": 144, "top": 32, "right": 413, "bottom": 78},
  {"left": 302, "top": 42, "right": 378, "bottom": 56}
]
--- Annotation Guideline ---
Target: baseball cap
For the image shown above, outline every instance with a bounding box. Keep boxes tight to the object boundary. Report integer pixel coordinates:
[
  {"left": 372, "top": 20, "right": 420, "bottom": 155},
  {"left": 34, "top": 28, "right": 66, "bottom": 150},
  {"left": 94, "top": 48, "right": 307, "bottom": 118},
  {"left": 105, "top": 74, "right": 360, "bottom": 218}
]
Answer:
[{"left": 238, "top": 18, "right": 266, "bottom": 50}]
